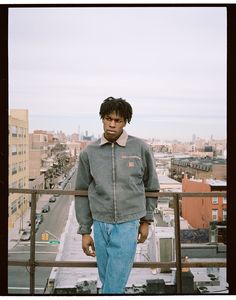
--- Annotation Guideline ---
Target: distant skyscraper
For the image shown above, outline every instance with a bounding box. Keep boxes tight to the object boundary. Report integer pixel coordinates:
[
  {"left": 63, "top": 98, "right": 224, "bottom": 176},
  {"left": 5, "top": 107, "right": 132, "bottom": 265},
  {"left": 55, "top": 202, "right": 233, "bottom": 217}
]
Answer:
[
  {"left": 78, "top": 125, "right": 80, "bottom": 140},
  {"left": 192, "top": 133, "right": 196, "bottom": 144}
]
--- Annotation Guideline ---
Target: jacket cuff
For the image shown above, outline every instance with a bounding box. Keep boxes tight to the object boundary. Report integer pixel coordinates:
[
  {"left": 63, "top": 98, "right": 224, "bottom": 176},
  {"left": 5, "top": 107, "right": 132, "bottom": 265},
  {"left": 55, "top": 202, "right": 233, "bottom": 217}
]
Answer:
[
  {"left": 140, "top": 210, "right": 154, "bottom": 223},
  {"left": 140, "top": 219, "right": 151, "bottom": 225},
  {"left": 77, "top": 224, "right": 92, "bottom": 235}
]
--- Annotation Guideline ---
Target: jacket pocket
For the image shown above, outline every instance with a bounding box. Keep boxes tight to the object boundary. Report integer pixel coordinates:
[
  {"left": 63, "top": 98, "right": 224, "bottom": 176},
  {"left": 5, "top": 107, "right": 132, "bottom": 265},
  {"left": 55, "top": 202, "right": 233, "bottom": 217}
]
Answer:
[{"left": 119, "top": 155, "right": 144, "bottom": 179}]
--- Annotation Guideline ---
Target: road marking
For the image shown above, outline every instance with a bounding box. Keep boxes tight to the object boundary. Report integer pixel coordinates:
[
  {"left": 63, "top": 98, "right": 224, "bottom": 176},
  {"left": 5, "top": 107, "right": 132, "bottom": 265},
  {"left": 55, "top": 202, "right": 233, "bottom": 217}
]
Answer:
[
  {"left": 18, "top": 242, "right": 58, "bottom": 246},
  {"left": 8, "top": 287, "right": 45, "bottom": 291}
]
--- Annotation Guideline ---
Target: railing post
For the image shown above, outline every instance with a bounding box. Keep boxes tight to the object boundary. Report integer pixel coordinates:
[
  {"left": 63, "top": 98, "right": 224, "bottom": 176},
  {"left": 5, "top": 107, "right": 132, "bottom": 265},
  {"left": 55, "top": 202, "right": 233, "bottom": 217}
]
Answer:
[
  {"left": 29, "top": 191, "right": 37, "bottom": 295},
  {"left": 173, "top": 193, "right": 182, "bottom": 294}
]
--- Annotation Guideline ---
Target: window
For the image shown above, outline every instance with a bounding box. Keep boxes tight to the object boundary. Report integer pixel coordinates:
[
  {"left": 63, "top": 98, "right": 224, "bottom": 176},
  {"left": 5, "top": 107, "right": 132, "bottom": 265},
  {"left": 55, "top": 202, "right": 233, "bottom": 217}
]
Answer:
[
  {"left": 11, "top": 181, "right": 18, "bottom": 188},
  {"left": 18, "top": 162, "right": 23, "bottom": 172},
  {"left": 212, "top": 209, "right": 218, "bottom": 221},
  {"left": 11, "top": 200, "right": 17, "bottom": 214},
  {"left": 12, "top": 163, "right": 17, "bottom": 175},
  {"left": 18, "top": 179, "right": 24, "bottom": 189},
  {"left": 11, "top": 126, "right": 17, "bottom": 137},
  {"left": 212, "top": 197, "right": 218, "bottom": 204},
  {"left": 223, "top": 209, "right": 227, "bottom": 221},
  {"left": 18, "top": 144, "right": 23, "bottom": 155},
  {"left": 18, "top": 127, "right": 23, "bottom": 137},
  {"left": 18, "top": 196, "right": 24, "bottom": 209},
  {"left": 223, "top": 197, "right": 227, "bottom": 204},
  {"left": 11, "top": 145, "right": 17, "bottom": 155}
]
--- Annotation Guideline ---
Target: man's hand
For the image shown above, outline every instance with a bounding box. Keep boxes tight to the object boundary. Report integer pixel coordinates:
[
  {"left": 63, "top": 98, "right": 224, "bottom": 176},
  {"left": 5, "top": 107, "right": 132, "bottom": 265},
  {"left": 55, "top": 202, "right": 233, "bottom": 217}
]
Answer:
[
  {"left": 82, "top": 234, "right": 96, "bottom": 257},
  {"left": 137, "top": 222, "right": 149, "bottom": 243}
]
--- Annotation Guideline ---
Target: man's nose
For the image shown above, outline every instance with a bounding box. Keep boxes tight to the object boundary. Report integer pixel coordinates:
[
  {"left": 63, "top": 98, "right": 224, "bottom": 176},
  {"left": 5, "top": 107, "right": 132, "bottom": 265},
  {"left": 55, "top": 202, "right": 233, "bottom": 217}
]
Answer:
[{"left": 109, "top": 120, "right": 116, "bottom": 127}]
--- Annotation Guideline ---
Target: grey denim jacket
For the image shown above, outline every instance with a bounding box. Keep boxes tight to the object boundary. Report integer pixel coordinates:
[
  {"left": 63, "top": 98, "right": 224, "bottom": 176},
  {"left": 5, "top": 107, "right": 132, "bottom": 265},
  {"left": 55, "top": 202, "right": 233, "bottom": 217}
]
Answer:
[{"left": 75, "top": 130, "right": 160, "bottom": 234}]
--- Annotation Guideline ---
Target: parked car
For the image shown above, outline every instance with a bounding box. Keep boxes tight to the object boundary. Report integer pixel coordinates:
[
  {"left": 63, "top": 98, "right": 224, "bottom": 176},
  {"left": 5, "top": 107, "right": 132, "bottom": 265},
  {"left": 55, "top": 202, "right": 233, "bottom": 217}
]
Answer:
[
  {"left": 27, "top": 220, "right": 40, "bottom": 232},
  {"left": 61, "top": 181, "right": 67, "bottom": 190},
  {"left": 42, "top": 204, "right": 50, "bottom": 213},
  {"left": 58, "top": 180, "right": 64, "bottom": 186},
  {"left": 31, "top": 221, "right": 39, "bottom": 232},
  {"left": 20, "top": 228, "right": 31, "bottom": 241},
  {"left": 35, "top": 213, "right": 43, "bottom": 224},
  {"left": 49, "top": 196, "right": 57, "bottom": 203}
]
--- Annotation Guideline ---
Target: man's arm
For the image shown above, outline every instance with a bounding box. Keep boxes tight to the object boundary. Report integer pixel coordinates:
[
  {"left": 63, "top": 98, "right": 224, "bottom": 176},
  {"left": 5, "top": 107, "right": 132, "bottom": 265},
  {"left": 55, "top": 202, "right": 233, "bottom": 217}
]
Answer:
[
  {"left": 74, "top": 150, "right": 94, "bottom": 237},
  {"left": 142, "top": 145, "right": 160, "bottom": 221},
  {"left": 138, "top": 145, "right": 160, "bottom": 243},
  {"left": 75, "top": 151, "right": 96, "bottom": 256},
  {"left": 137, "top": 222, "right": 149, "bottom": 243},
  {"left": 82, "top": 234, "right": 96, "bottom": 257}
]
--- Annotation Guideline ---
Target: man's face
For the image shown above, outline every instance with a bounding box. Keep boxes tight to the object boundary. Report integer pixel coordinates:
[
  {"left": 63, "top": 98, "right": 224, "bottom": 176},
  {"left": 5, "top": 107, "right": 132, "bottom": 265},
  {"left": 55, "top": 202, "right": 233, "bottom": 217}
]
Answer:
[{"left": 103, "top": 111, "right": 126, "bottom": 142}]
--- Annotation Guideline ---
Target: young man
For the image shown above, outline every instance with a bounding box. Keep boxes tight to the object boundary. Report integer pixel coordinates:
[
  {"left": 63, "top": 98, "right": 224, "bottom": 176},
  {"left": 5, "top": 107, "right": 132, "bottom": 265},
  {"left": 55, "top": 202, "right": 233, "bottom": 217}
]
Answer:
[{"left": 75, "top": 97, "right": 160, "bottom": 294}]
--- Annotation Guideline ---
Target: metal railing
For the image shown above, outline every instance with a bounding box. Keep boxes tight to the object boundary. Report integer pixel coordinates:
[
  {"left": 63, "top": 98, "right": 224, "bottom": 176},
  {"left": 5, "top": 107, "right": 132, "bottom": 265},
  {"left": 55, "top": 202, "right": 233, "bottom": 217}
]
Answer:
[{"left": 8, "top": 188, "right": 227, "bottom": 295}]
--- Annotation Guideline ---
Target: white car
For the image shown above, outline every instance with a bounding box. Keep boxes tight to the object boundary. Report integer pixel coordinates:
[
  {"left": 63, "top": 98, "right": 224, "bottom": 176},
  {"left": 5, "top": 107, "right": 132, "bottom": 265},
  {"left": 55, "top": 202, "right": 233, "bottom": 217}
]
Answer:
[{"left": 20, "top": 229, "right": 31, "bottom": 241}]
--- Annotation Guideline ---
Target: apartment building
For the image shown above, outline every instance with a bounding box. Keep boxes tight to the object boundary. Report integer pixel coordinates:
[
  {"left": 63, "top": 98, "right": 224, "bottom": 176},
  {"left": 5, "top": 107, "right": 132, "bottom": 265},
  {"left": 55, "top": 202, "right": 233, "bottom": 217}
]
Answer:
[
  {"left": 9, "top": 109, "right": 29, "bottom": 228},
  {"left": 29, "top": 131, "right": 49, "bottom": 180},
  {"left": 181, "top": 176, "right": 227, "bottom": 228},
  {"left": 170, "top": 157, "right": 226, "bottom": 182},
  {"left": 66, "top": 141, "right": 81, "bottom": 158}
]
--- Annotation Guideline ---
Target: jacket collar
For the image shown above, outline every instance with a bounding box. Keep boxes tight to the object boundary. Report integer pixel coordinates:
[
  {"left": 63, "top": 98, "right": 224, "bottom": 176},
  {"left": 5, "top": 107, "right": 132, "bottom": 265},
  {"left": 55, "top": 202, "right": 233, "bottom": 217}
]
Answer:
[{"left": 100, "top": 130, "right": 128, "bottom": 147}]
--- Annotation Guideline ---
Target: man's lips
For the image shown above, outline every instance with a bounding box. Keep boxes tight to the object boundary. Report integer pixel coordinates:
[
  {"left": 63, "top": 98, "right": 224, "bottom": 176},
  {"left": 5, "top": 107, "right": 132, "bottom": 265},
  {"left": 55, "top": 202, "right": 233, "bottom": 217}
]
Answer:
[{"left": 106, "top": 130, "right": 116, "bottom": 134}]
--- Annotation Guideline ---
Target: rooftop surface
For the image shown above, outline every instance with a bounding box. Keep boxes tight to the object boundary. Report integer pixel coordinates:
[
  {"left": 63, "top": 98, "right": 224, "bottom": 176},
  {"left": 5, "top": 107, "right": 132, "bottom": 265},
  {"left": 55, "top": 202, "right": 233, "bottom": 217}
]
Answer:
[
  {"left": 50, "top": 201, "right": 176, "bottom": 289},
  {"left": 158, "top": 175, "right": 182, "bottom": 185},
  {"left": 49, "top": 201, "right": 227, "bottom": 294},
  {"left": 188, "top": 178, "right": 227, "bottom": 186}
]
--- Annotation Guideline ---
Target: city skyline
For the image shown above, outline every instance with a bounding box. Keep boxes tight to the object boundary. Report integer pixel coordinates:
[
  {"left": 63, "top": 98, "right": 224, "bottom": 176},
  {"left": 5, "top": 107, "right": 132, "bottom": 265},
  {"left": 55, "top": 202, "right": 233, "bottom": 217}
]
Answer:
[
  {"left": 9, "top": 7, "right": 226, "bottom": 141},
  {"left": 29, "top": 123, "right": 227, "bottom": 145}
]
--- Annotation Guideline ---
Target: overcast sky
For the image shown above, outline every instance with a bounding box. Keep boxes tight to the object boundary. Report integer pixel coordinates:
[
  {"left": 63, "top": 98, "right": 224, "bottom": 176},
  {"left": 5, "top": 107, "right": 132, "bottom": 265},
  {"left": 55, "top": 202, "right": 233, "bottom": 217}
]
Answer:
[{"left": 9, "top": 7, "right": 227, "bottom": 141}]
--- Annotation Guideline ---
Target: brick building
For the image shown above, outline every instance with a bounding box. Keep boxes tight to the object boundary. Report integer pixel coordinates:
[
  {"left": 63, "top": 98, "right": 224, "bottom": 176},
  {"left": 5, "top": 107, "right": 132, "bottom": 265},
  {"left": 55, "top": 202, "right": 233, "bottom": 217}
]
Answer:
[{"left": 181, "top": 176, "right": 227, "bottom": 229}]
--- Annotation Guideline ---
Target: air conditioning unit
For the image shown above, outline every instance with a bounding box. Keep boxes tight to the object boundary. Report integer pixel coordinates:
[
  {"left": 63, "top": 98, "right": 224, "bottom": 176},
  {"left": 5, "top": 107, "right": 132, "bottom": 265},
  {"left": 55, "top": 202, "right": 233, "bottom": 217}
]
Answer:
[{"left": 147, "top": 227, "right": 175, "bottom": 273}]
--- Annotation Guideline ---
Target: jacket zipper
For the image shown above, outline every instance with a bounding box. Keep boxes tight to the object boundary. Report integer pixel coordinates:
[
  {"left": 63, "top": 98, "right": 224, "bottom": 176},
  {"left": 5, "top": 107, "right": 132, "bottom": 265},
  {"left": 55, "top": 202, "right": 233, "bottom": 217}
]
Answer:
[{"left": 111, "top": 143, "right": 117, "bottom": 222}]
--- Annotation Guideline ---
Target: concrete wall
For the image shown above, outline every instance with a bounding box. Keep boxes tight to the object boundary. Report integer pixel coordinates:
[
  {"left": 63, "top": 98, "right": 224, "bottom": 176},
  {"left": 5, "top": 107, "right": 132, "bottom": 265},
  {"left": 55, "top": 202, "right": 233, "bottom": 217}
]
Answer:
[{"left": 181, "top": 243, "right": 226, "bottom": 258}]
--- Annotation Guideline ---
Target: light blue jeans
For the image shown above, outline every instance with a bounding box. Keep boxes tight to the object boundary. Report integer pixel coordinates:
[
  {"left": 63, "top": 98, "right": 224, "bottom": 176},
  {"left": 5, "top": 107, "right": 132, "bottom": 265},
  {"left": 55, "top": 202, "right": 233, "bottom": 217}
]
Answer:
[{"left": 93, "top": 219, "right": 139, "bottom": 294}]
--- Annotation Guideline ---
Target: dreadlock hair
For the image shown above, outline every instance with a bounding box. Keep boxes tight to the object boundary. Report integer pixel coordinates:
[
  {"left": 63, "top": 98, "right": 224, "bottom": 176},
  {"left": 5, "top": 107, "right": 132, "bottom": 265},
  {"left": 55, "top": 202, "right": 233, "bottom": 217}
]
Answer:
[{"left": 99, "top": 97, "right": 133, "bottom": 123}]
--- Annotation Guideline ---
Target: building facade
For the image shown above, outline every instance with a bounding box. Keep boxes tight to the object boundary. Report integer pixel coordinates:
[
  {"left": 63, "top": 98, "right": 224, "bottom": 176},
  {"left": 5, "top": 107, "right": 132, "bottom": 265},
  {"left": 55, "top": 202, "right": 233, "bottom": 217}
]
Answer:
[
  {"left": 9, "top": 109, "right": 29, "bottom": 228},
  {"left": 182, "top": 176, "right": 227, "bottom": 228},
  {"left": 29, "top": 131, "right": 49, "bottom": 180}
]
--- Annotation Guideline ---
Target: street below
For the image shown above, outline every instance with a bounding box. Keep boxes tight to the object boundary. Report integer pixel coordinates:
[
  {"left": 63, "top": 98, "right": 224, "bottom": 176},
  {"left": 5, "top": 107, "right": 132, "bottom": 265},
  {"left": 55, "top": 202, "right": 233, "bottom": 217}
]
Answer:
[{"left": 8, "top": 172, "right": 76, "bottom": 295}]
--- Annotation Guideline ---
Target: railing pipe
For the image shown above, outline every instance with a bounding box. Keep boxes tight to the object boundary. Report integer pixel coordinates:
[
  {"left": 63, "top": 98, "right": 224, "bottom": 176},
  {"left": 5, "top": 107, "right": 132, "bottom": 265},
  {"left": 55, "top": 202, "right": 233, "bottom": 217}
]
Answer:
[
  {"left": 173, "top": 193, "right": 182, "bottom": 294},
  {"left": 29, "top": 191, "right": 37, "bottom": 295},
  {"left": 8, "top": 260, "right": 226, "bottom": 268},
  {"left": 9, "top": 188, "right": 227, "bottom": 198}
]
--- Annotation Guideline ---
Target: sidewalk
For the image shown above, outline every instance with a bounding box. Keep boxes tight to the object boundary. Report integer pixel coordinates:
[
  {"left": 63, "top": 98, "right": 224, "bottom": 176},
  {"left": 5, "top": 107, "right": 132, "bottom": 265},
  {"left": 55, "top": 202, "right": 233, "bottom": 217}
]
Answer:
[{"left": 8, "top": 193, "right": 51, "bottom": 250}]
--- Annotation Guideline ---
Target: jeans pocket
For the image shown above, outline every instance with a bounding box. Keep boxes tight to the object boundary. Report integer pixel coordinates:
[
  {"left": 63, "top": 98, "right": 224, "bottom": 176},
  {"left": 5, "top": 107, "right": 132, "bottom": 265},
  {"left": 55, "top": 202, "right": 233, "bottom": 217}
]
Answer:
[{"left": 124, "top": 220, "right": 139, "bottom": 233}]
